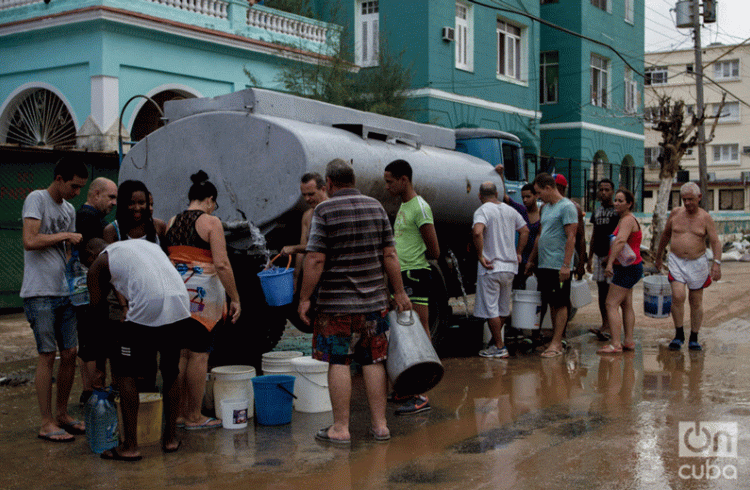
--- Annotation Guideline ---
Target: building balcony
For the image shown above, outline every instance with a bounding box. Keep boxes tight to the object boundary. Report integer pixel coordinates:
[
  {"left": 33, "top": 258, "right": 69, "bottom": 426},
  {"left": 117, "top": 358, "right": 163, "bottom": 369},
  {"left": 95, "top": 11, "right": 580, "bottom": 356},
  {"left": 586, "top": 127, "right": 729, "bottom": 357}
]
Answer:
[{"left": 0, "top": 0, "right": 340, "bottom": 56}]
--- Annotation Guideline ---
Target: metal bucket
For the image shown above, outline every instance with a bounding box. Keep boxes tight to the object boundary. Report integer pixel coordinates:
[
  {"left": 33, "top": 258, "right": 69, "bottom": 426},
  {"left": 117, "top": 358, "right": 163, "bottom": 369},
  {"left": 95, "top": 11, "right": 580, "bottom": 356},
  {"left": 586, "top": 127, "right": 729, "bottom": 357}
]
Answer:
[{"left": 385, "top": 310, "right": 444, "bottom": 397}]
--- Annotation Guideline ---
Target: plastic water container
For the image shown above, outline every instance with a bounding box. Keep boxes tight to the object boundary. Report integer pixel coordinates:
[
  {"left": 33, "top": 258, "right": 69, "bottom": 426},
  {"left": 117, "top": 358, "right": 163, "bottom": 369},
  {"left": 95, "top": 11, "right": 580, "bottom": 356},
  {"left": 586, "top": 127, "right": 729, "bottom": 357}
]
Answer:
[
  {"left": 512, "top": 290, "right": 542, "bottom": 330},
  {"left": 66, "top": 250, "right": 89, "bottom": 306},
  {"left": 85, "top": 389, "right": 119, "bottom": 454},
  {"left": 212, "top": 365, "right": 256, "bottom": 419},
  {"left": 219, "top": 398, "right": 249, "bottom": 429},
  {"left": 252, "top": 375, "right": 295, "bottom": 426},
  {"left": 257, "top": 254, "right": 295, "bottom": 306},
  {"left": 643, "top": 275, "right": 672, "bottom": 318},
  {"left": 261, "top": 351, "right": 303, "bottom": 376},
  {"left": 570, "top": 279, "right": 592, "bottom": 308},
  {"left": 290, "top": 356, "right": 331, "bottom": 413}
]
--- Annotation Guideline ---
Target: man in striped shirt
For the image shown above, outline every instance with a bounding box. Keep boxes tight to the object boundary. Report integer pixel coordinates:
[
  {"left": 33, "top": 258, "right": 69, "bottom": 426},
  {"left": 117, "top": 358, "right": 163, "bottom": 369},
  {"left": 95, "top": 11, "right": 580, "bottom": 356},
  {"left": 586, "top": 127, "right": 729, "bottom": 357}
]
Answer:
[{"left": 299, "top": 159, "right": 412, "bottom": 445}]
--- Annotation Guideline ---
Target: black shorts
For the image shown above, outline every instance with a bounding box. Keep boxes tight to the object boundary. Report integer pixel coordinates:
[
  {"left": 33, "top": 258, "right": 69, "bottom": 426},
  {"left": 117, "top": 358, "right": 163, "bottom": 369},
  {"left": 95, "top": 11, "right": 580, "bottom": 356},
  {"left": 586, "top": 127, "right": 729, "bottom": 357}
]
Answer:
[
  {"left": 182, "top": 318, "right": 216, "bottom": 353},
  {"left": 401, "top": 269, "right": 431, "bottom": 306},
  {"left": 537, "top": 268, "right": 571, "bottom": 309},
  {"left": 75, "top": 305, "right": 95, "bottom": 362},
  {"left": 111, "top": 319, "right": 188, "bottom": 381}
]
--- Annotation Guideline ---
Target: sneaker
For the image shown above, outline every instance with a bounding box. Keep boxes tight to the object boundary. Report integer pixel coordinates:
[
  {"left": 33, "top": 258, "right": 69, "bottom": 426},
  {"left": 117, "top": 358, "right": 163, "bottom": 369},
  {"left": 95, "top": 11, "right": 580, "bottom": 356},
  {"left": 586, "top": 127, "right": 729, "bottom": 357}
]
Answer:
[
  {"left": 395, "top": 395, "right": 431, "bottom": 416},
  {"left": 479, "top": 345, "right": 509, "bottom": 358},
  {"left": 688, "top": 340, "right": 702, "bottom": 351},
  {"left": 668, "top": 338, "right": 684, "bottom": 351},
  {"left": 387, "top": 392, "right": 410, "bottom": 403}
]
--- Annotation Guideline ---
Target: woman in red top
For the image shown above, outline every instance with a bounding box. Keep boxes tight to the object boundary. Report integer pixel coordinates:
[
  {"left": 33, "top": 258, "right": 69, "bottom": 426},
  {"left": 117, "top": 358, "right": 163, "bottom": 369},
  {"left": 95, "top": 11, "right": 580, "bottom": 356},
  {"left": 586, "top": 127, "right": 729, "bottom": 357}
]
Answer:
[{"left": 598, "top": 188, "right": 643, "bottom": 354}]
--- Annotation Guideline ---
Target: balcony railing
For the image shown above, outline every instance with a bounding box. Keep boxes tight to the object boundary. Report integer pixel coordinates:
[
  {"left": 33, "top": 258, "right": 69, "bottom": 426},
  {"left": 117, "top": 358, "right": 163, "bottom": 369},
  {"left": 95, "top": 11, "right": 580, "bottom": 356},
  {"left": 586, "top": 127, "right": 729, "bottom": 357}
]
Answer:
[{"left": 0, "top": 0, "right": 339, "bottom": 53}]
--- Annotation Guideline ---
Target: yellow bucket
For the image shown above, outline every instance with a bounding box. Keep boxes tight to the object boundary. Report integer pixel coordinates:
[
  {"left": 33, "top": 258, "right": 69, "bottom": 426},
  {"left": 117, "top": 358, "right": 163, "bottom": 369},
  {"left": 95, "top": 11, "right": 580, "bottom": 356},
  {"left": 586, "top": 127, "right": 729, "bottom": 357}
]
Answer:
[{"left": 117, "top": 392, "right": 163, "bottom": 446}]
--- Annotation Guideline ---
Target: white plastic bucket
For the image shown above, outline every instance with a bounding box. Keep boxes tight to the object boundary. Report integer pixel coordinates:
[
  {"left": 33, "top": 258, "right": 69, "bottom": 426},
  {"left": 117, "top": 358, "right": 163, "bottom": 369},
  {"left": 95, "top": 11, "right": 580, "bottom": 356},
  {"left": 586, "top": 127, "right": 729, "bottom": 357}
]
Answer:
[
  {"left": 290, "top": 356, "right": 332, "bottom": 413},
  {"left": 261, "top": 351, "right": 303, "bottom": 376},
  {"left": 211, "top": 365, "right": 256, "bottom": 419},
  {"left": 220, "top": 398, "right": 249, "bottom": 429},
  {"left": 512, "top": 290, "right": 542, "bottom": 330},
  {"left": 643, "top": 275, "right": 672, "bottom": 318},
  {"left": 570, "top": 279, "right": 592, "bottom": 308}
]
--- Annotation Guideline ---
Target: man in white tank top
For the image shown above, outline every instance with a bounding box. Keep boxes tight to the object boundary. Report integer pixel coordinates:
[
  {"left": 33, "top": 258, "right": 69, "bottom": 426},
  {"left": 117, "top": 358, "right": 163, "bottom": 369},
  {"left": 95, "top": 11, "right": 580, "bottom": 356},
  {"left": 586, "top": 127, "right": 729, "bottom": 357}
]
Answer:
[{"left": 84, "top": 239, "right": 192, "bottom": 460}]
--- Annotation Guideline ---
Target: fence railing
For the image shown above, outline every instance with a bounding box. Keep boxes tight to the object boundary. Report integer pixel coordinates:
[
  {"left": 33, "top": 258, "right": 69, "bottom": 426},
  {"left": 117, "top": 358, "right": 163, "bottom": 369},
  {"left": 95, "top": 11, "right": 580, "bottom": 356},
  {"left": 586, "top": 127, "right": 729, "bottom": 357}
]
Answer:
[
  {"left": 145, "top": 0, "right": 228, "bottom": 19},
  {"left": 525, "top": 156, "right": 645, "bottom": 212},
  {"left": 0, "top": 0, "right": 43, "bottom": 10},
  {"left": 248, "top": 6, "right": 329, "bottom": 44}
]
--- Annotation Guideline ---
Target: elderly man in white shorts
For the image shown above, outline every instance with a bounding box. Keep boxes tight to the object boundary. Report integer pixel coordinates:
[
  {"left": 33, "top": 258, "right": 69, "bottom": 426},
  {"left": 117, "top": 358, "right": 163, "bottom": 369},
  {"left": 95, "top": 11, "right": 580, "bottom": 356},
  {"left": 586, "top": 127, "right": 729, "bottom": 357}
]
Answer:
[
  {"left": 656, "top": 182, "right": 722, "bottom": 352},
  {"left": 472, "top": 182, "right": 528, "bottom": 358}
]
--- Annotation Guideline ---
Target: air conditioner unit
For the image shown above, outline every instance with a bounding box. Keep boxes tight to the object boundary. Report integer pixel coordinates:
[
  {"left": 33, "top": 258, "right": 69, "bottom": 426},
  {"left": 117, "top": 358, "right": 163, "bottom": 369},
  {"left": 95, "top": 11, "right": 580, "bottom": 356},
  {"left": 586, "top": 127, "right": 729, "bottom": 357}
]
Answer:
[
  {"left": 742, "top": 146, "right": 750, "bottom": 155},
  {"left": 442, "top": 26, "right": 455, "bottom": 42}
]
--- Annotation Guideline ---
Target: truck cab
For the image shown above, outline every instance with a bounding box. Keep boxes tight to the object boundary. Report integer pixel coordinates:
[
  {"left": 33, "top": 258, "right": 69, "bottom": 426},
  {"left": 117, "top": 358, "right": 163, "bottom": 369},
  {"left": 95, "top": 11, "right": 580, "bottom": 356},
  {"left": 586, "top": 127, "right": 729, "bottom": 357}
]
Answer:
[{"left": 454, "top": 128, "right": 526, "bottom": 200}]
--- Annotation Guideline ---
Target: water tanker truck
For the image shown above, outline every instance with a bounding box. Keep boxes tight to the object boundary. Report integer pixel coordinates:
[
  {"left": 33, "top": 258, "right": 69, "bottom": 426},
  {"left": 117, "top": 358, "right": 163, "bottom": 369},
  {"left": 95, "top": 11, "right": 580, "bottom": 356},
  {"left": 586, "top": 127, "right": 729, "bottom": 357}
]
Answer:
[{"left": 120, "top": 88, "right": 529, "bottom": 365}]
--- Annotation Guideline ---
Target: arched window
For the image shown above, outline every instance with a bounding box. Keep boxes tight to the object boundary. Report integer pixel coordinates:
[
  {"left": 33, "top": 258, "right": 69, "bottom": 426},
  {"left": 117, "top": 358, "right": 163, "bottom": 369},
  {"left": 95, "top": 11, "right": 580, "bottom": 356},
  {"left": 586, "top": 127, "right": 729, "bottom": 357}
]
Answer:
[
  {"left": 130, "top": 90, "right": 194, "bottom": 142},
  {"left": 4, "top": 89, "right": 76, "bottom": 148}
]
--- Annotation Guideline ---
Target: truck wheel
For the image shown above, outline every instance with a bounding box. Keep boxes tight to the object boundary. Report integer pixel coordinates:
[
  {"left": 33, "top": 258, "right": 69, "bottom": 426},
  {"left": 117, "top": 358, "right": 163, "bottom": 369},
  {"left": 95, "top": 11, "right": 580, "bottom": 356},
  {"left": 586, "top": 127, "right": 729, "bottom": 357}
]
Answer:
[{"left": 428, "top": 263, "right": 451, "bottom": 349}]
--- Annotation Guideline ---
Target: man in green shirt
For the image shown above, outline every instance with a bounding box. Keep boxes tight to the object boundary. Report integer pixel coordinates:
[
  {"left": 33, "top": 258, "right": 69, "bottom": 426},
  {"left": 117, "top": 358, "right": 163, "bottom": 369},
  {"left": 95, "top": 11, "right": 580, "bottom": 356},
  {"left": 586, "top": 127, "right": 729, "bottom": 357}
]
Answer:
[{"left": 384, "top": 159, "right": 440, "bottom": 415}]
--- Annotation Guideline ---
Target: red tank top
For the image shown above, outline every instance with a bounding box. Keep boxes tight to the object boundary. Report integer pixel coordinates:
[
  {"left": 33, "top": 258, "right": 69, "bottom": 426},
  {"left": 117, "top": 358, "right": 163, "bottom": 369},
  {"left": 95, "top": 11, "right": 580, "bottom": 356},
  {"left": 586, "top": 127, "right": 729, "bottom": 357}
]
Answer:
[{"left": 613, "top": 221, "right": 642, "bottom": 266}]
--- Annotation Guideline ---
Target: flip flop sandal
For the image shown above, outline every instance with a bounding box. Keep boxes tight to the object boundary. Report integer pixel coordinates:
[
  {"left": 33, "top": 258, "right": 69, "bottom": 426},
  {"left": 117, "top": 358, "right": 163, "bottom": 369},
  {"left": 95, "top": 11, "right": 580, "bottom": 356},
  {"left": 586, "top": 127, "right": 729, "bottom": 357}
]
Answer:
[
  {"left": 315, "top": 426, "right": 351, "bottom": 446},
  {"left": 100, "top": 447, "right": 143, "bottom": 462},
  {"left": 58, "top": 420, "right": 86, "bottom": 435},
  {"left": 589, "top": 328, "right": 612, "bottom": 341},
  {"left": 370, "top": 428, "right": 391, "bottom": 442},
  {"left": 37, "top": 430, "right": 75, "bottom": 443},
  {"left": 597, "top": 344, "right": 623, "bottom": 354},
  {"left": 540, "top": 348, "right": 563, "bottom": 358},
  {"left": 184, "top": 417, "right": 222, "bottom": 430},
  {"left": 622, "top": 342, "right": 636, "bottom": 351},
  {"left": 163, "top": 440, "right": 182, "bottom": 454}
]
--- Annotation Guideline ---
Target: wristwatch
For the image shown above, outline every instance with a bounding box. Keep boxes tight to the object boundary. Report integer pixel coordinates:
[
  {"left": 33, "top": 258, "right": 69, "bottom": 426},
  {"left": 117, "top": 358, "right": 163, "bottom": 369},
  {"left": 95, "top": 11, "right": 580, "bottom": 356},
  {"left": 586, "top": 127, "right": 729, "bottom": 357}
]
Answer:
[{"left": 713, "top": 259, "right": 721, "bottom": 265}]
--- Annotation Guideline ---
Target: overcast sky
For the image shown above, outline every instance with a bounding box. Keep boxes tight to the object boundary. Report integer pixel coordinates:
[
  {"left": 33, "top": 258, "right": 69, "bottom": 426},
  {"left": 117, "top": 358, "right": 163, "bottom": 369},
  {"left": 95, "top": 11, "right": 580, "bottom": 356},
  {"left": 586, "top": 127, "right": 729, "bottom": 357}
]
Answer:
[{"left": 645, "top": 0, "right": 750, "bottom": 52}]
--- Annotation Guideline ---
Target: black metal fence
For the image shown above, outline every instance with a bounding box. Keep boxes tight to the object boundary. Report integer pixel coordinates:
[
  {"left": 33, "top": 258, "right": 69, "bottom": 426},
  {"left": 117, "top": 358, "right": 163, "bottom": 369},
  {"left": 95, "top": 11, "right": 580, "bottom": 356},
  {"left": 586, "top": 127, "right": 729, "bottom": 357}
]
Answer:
[{"left": 524, "top": 155, "right": 645, "bottom": 212}]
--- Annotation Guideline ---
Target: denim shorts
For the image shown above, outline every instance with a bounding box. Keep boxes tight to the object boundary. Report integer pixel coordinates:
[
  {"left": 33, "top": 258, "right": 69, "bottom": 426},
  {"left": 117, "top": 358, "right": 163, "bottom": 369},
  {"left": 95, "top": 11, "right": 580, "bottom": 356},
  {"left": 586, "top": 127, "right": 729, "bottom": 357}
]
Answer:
[
  {"left": 23, "top": 296, "right": 78, "bottom": 354},
  {"left": 612, "top": 262, "right": 643, "bottom": 289}
]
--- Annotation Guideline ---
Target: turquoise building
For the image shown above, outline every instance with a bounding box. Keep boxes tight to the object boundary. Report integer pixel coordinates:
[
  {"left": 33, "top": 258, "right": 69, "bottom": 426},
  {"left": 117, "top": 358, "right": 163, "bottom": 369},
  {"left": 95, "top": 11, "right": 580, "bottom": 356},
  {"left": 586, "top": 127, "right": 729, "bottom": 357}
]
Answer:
[
  {"left": 312, "top": 0, "right": 542, "bottom": 159},
  {"left": 539, "top": 0, "right": 645, "bottom": 209},
  {"left": 0, "top": 0, "right": 339, "bottom": 151}
]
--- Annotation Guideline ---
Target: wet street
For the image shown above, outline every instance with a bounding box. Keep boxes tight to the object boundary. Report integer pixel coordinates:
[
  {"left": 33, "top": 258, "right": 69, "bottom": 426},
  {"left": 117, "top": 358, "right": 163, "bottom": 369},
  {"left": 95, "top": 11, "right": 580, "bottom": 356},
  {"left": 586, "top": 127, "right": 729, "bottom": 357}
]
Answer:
[{"left": 2, "top": 264, "right": 750, "bottom": 489}]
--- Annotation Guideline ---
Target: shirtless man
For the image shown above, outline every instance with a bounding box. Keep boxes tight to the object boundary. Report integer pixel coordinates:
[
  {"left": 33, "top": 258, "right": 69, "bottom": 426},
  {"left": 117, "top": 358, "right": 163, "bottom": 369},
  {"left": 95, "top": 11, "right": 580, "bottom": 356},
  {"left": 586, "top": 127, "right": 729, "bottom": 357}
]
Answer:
[
  {"left": 281, "top": 173, "right": 328, "bottom": 284},
  {"left": 655, "top": 182, "right": 722, "bottom": 351}
]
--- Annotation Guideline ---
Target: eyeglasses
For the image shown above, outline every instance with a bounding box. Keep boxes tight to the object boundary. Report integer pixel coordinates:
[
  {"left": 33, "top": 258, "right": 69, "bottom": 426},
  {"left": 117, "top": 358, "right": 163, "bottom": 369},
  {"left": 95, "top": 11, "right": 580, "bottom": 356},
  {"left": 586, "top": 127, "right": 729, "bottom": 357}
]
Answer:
[{"left": 213, "top": 199, "right": 219, "bottom": 211}]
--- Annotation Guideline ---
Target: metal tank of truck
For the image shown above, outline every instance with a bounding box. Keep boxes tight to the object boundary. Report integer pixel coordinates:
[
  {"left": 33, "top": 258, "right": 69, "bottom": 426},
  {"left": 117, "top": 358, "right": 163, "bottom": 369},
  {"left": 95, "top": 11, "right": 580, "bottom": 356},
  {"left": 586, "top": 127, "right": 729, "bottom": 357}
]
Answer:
[{"left": 120, "top": 88, "right": 528, "bottom": 365}]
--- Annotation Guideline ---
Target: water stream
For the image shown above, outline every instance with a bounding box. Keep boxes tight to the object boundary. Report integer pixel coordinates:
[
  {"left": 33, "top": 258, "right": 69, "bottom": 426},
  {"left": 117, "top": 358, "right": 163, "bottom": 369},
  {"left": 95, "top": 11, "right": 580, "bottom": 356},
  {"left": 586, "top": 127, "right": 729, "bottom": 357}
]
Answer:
[{"left": 447, "top": 249, "right": 470, "bottom": 318}]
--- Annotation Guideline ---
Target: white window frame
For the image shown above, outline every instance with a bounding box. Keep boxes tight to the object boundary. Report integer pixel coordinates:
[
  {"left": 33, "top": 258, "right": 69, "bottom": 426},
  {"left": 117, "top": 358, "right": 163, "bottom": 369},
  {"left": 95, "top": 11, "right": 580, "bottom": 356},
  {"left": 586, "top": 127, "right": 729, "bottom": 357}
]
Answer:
[
  {"left": 590, "top": 53, "right": 609, "bottom": 108},
  {"left": 713, "top": 59, "right": 739, "bottom": 80},
  {"left": 455, "top": 2, "right": 473, "bottom": 72},
  {"left": 645, "top": 66, "right": 668, "bottom": 86},
  {"left": 540, "top": 51, "right": 558, "bottom": 104},
  {"left": 624, "top": 68, "right": 638, "bottom": 114},
  {"left": 624, "top": 0, "right": 634, "bottom": 23},
  {"left": 497, "top": 19, "right": 524, "bottom": 82},
  {"left": 713, "top": 144, "right": 739, "bottom": 164},
  {"left": 355, "top": 0, "right": 379, "bottom": 68},
  {"left": 712, "top": 101, "right": 740, "bottom": 123}
]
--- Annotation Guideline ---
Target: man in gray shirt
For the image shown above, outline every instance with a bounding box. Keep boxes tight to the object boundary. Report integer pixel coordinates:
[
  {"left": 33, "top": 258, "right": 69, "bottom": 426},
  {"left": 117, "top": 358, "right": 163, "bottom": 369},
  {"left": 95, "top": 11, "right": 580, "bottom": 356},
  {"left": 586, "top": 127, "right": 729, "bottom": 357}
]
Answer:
[{"left": 21, "top": 158, "right": 88, "bottom": 442}]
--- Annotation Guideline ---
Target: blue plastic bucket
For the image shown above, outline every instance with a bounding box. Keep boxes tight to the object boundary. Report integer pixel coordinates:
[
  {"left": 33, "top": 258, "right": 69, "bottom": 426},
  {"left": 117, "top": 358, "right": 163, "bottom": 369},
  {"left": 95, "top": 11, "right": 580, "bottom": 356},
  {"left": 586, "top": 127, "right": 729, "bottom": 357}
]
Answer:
[
  {"left": 251, "top": 375, "right": 295, "bottom": 426},
  {"left": 257, "top": 254, "right": 295, "bottom": 306}
]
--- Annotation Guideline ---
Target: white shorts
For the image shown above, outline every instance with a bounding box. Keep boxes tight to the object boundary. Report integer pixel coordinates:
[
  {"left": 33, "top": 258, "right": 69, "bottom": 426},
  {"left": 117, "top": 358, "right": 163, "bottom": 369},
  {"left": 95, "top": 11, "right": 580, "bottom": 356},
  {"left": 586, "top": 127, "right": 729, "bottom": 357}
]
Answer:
[
  {"left": 474, "top": 271, "right": 515, "bottom": 318},
  {"left": 668, "top": 252, "right": 712, "bottom": 291}
]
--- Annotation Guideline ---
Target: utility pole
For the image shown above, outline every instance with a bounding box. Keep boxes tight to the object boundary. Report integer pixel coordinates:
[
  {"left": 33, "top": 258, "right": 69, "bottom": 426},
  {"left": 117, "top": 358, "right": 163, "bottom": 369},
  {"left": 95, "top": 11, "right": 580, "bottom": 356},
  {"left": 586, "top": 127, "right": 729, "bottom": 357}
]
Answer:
[{"left": 692, "top": 0, "right": 709, "bottom": 209}]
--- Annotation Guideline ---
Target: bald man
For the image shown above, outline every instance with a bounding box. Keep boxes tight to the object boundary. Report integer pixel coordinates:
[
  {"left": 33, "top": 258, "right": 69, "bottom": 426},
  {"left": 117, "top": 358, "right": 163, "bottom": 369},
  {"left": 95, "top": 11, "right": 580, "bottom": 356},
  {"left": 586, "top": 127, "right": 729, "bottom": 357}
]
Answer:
[{"left": 75, "top": 177, "right": 117, "bottom": 404}]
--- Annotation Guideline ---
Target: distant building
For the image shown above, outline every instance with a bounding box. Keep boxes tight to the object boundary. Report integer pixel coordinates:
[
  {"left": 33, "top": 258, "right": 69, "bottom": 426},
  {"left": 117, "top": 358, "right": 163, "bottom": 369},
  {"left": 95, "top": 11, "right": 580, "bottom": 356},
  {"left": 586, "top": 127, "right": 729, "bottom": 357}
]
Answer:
[
  {"left": 643, "top": 43, "right": 750, "bottom": 213},
  {"left": 538, "top": 0, "right": 645, "bottom": 211}
]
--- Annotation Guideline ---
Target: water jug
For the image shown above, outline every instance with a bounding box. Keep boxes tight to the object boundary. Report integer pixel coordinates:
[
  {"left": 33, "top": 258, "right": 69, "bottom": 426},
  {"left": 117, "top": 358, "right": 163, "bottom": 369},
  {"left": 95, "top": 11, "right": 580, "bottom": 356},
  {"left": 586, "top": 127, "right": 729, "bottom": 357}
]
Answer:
[
  {"left": 85, "top": 388, "right": 119, "bottom": 454},
  {"left": 66, "top": 250, "right": 89, "bottom": 306}
]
